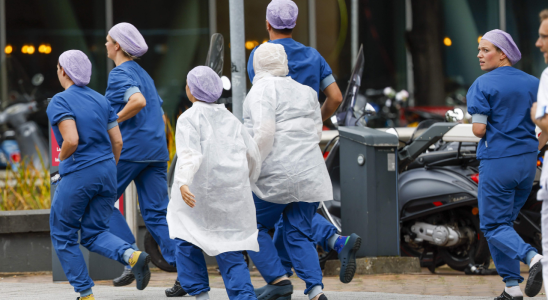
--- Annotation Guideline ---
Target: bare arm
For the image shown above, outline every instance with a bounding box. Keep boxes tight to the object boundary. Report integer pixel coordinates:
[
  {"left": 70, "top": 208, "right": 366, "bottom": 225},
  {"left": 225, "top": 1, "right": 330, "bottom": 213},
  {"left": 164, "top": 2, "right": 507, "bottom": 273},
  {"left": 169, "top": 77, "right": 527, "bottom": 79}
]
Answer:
[
  {"left": 320, "top": 82, "right": 343, "bottom": 122},
  {"left": 58, "top": 120, "right": 79, "bottom": 161},
  {"left": 117, "top": 93, "right": 146, "bottom": 123},
  {"left": 108, "top": 126, "right": 123, "bottom": 164},
  {"left": 472, "top": 123, "right": 486, "bottom": 138},
  {"left": 539, "top": 132, "right": 548, "bottom": 151}
]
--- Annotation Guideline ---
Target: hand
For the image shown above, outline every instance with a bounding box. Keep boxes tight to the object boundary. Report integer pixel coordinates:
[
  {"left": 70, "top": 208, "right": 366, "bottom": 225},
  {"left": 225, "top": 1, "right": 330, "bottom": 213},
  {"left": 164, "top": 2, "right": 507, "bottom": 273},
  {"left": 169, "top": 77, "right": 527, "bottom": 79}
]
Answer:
[{"left": 180, "top": 185, "right": 196, "bottom": 208}]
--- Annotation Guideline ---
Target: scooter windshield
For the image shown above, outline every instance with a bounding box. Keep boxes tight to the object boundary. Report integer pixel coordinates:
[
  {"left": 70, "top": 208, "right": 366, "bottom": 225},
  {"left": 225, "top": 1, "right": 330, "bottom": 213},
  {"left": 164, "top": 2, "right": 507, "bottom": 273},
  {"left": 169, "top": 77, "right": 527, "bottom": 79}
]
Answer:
[{"left": 335, "top": 45, "right": 365, "bottom": 127}]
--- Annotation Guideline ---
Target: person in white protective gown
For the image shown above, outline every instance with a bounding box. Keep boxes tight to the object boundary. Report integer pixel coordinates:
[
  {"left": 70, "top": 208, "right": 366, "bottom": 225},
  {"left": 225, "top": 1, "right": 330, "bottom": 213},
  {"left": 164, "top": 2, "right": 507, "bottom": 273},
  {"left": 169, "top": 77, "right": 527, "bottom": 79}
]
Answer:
[
  {"left": 532, "top": 9, "right": 548, "bottom": 300},
  {"left": 166, "top": 66, "right": 261, "bottom": 300},
  {"left": 243, "top": 43, "right": 333, "bottom": 300}
]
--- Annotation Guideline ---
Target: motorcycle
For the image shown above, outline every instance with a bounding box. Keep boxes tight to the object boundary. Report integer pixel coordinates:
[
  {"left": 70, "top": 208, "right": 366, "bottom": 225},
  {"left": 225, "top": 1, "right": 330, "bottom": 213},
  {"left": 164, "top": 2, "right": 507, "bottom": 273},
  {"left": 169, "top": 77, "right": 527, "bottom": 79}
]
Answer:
[{"left": 0, "top": 73, "right": 49, "bottom": 170}]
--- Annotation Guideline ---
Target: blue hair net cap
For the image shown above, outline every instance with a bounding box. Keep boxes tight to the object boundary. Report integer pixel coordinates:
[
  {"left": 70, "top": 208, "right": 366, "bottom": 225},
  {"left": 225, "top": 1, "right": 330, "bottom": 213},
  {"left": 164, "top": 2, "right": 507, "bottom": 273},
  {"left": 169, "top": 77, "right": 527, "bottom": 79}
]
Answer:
[
  {"left": 59, "top": 50, "right": 92, "bottom": 87},
  {"left": 481, "top": 29, "right": 521, "bottom": 65},
  {"left": 187, "top": 66, "right": 223, "bottom": 103},
  {"left": 266, "top": 0, "right": 299, "bottom": 30}
]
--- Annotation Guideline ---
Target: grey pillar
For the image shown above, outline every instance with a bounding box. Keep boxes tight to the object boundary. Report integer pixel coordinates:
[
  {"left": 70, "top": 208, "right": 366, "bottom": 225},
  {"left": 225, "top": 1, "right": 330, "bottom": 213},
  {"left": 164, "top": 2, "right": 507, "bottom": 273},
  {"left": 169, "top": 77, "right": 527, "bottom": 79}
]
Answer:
[
  {"left": 350, "top": 0, "right": 358, "bottom": 66},
  {"left": 499, "top": 0, "right": 506, "bottom": 31},
  {"left": 106, "top": 0, "right": 114, "bottom": 73},
  {"left": 405, "top": 0, "right": 414, "bottom": 106},
  {"left": 229, "top": 0, "right": 246, "bottom": 121},
  {"left": 0, "top": 0, "right": 7, "bottom": 109},
  {"left": 308, "top": 0, "right": 316, "bottom": 48},
  {"left": 209, "top": 0, "right": 217, "bottom": 36}
]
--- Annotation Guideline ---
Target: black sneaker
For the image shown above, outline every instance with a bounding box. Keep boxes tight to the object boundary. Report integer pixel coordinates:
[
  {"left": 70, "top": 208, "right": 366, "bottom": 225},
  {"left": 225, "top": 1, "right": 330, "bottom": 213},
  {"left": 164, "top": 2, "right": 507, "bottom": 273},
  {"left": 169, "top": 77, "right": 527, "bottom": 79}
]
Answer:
[
  {"left": 128, "top": 251, "right": 151, "bottom": 290},
  {"left": 254, "top": 280, "right": 293, "bottom": 300},
  {"left": 494, "top": 290, "right": 523, "bottom": 300},
  {"left": 317, "top": 294, "right": 328, "bottom": 300},
  {"left": 113, "top": 268, "right": 135, "bottom": 287},
  {"left": 525, "top": 260, "right": 543, "bottom": 297},
  {"left": 339, "top": 233, "right": 362, "bottom": 283},
  {"left": 165, "top": 280, "right": 187, "bottom": 297}
]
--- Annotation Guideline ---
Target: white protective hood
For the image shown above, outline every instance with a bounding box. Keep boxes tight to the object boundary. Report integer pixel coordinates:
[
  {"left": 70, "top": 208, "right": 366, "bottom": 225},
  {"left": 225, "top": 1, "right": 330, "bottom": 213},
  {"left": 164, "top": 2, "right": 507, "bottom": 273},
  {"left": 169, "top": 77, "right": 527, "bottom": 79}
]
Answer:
[
  {"left": 167, "top": 101, "right": 261, "bottom": 256},
  {"left": 243, "top": 43, "right": 333, "bottom": 204}
]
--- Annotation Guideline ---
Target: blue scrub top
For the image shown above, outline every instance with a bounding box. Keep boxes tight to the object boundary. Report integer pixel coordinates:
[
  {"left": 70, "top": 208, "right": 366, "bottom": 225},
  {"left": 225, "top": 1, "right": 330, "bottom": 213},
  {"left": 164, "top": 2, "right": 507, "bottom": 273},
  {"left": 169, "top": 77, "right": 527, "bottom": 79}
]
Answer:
[
  {"left": 467, "top": 66, "right": 539, "bottom": 160},
  {"left": 105, "top": 60, "right": 169, "bottom": 162},
  {"left": 47, "top": 85, "right": 118, "bottom": 176},
  {"left": 247, "top": 38, "right": 335, "bottom": 95}
]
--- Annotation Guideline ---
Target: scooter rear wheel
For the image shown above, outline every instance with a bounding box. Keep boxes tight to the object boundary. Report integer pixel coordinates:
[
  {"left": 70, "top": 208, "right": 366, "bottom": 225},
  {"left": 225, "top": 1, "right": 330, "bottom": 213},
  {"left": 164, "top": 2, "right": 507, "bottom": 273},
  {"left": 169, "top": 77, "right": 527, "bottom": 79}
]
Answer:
[{"left": 438, "top": 210, "right": 490, "bottom": 271}]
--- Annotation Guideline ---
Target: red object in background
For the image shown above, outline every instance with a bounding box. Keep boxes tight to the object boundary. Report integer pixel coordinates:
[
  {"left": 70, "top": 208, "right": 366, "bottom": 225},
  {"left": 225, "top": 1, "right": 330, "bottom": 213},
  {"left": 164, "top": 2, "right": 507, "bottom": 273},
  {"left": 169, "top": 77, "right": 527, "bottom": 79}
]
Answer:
[
  {"left": 433, "top": 201, "right": 443, "bottom": 207},
  {"left": 50, "top": 128, "right": 61, "bottom": 167},
  {"left": 10, "top": 152, "right": 21, "bottom": 163},
  {"left": 470, "top": 173, "right": 479, "bottom": 184}
]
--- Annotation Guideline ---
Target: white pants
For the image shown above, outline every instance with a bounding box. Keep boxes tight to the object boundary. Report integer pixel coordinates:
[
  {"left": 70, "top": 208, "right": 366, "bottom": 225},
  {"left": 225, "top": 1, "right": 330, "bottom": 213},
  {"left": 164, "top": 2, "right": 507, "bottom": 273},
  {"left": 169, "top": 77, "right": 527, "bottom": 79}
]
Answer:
[{"left": 542, "top": 200, "right": 548, "bottom": 299}]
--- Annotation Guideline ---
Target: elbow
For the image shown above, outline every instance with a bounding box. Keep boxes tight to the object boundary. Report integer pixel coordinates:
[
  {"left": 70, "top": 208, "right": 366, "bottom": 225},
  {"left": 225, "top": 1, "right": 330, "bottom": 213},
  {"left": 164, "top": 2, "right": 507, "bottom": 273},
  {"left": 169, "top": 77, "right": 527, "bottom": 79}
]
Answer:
[
  {"left": 115, "top": 139, "right": 123, "bottom": 149},
  {"left": 138, "top": 97, "right": 147, "bottom": 109},
  {"left": 472, "top": 128, "right": 485, "bottom": 138},
  {"left": 334, "top": 93, "right": 343, "bottom": 105},
  {"left": 65, "top": 137, "right": 79, "bottom": 148}
]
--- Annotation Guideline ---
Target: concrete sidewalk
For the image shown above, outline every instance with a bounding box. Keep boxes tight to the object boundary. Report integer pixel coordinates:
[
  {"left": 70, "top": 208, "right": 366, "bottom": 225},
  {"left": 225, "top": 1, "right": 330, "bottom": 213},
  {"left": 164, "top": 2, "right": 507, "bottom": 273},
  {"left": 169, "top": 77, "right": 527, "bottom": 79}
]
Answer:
[
  {"left": 1, "top": 265, "right": 545, "bottom": 299},
  {"left": 0, "top": 282, "right": 497, "bottom": 300}
]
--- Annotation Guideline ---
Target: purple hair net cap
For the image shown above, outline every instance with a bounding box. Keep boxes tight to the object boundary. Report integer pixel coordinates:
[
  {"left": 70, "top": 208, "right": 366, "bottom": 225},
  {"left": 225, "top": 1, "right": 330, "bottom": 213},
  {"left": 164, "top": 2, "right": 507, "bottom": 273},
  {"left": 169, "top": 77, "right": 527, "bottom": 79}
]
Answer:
[
  {"left": 187, "top": 66, "right": 223, "bottom": 103},
  {"left": 481, "top": 29, "right": 521, "bottom": 65},
  {"left": 109, "top": 22, "right": 148, "bottom": 57},
  {"left": 59, "top": 50, "right": 92, "bottom": 87},
  {"left": 267, "top": 0, "right": 298, "bottom": 29}
]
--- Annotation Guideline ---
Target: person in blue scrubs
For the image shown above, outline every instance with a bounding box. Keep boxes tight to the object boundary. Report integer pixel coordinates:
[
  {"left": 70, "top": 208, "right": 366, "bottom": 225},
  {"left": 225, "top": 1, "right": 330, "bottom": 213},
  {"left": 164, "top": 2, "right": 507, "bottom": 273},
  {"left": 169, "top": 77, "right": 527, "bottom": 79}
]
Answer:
[
  {"left": 48, "top": 50, "right": 151, "bottom": 300},
  {"left": 247, "top": 0, "right": 361, "bottom": 291},
  {"left": 468, "top": 30, "right": 546, "bottom": 300},
  {"left": 103, "top": 22, "right": 182, "bottom": 295}
]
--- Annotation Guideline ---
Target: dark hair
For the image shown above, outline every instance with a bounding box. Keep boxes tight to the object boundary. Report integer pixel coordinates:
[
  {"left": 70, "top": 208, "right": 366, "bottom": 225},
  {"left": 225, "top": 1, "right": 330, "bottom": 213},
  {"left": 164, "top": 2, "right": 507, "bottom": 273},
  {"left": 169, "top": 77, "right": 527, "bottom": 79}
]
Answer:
[
  {"left": 540, "top": 9, "right": 548, "bottom": 22},
  {"left": 272, "top": 27, "right": 293, "bottom": 35}
]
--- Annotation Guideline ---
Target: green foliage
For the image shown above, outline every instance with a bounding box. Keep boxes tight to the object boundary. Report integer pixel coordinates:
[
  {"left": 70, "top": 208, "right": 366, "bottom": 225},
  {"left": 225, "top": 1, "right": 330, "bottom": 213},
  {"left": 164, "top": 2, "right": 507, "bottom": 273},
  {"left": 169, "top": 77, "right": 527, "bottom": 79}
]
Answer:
[{"left": 0, "top": 150, "right": 50, "bottom": 211}]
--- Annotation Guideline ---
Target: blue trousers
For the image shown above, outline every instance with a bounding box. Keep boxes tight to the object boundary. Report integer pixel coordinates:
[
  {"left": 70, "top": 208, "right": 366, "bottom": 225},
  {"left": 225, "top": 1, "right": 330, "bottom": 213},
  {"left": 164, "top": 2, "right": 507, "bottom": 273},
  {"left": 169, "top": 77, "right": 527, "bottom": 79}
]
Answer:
[
  {"left": 274, "top": 213, "right": 338, "bottom": 277},
  {"left": 478, "top": 152, "right": 538, "bottom": 283},
  {"left": 248, "top": 194, "right": 324, "bottom": 295},
  {"left": 175, "top": 239, "right": 256, "bottom": 300},
  {"left": 50, "top": 159, "right": 132, "bottom": 293},
  {"left": 108, "top": 161, "right": 176, "bottom": 266}
]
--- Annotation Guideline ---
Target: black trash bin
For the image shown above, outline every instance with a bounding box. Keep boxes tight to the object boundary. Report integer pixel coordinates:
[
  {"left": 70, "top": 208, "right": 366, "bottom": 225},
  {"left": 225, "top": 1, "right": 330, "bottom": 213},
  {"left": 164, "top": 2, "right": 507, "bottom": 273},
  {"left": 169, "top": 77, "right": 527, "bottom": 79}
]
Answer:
[{"left": 338, "top": 126, "right": 399, "bottom": 257}]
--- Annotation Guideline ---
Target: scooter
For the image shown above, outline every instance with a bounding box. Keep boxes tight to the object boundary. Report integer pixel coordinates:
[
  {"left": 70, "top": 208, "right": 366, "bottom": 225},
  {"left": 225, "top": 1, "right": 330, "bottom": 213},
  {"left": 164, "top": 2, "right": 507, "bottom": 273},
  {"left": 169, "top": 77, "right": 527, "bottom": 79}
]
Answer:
[{"left": 319, "top": 47, "right": 491, "bottom": 273}]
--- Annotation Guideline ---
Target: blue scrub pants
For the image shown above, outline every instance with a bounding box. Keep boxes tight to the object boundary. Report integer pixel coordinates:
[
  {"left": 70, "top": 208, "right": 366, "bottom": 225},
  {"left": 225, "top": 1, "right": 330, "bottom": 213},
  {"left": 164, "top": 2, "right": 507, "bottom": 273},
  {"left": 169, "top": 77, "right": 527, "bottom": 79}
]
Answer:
[
  {"left": 109, "top": 160, "right": 176, "bottom": 266},
  {"left": 274, "top": 213, "right": 338, "bottom": 276},
  {"left": 248, "top": 194, "right": 324, "bottom": 295},
  {"left": 175, "top": 239, "right": 256, "bottom": 299},
  {"left": 478, "top": 152, "right": 538, "bottom": 284},
  {"left": 50, "top": 159, "right": 133, "bottom": 293}
]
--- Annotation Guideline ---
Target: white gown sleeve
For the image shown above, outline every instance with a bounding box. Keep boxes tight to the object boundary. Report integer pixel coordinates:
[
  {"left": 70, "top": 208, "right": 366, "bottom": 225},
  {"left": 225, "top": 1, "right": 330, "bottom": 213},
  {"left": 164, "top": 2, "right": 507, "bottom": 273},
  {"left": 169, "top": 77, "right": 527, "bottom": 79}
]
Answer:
[
  {"left": 174, "top": 116, "right": 203, "bottom": 189},
  {"left": 536, "top": 68, "right": 548, "bottom": 119},
  {"left": 241, "top": 125, "right": 261, "bottom": 183},
  {"left": 248, "top": 85, "right": 277, "bottom": 162}
]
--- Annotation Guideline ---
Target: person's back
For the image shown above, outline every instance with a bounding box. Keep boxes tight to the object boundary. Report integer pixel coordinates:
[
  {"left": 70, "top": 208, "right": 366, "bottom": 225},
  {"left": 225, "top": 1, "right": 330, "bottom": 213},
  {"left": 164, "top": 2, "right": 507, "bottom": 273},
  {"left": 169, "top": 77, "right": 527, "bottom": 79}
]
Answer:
[
  {"left": 244, "top": 76, "right": 331, "bottom": 203},
  {"left": 48, "top": 85, "right": 115, "bottom": 175},
  {"left": 468, "top": 66, "right": 539, "bottom": 159},
  {"left": 248, "top": 38, "right": 332, "bottom": 95},
  {"left": 105, "top": 60, "right": 168, "bottom": 161}
]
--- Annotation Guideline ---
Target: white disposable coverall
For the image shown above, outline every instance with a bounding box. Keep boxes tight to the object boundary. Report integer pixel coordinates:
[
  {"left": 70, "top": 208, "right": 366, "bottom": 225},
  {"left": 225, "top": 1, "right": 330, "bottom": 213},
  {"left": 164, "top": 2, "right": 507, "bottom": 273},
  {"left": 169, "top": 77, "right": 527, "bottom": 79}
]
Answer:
[
  {"left": 535, "top": 67, "right": 548, "bottom": 297},
  {"left": 243, "top": 46, "right": 333, "bottom": 204},
  {"left": 167, "top": 101, "right": 261, "bottom": 256}
]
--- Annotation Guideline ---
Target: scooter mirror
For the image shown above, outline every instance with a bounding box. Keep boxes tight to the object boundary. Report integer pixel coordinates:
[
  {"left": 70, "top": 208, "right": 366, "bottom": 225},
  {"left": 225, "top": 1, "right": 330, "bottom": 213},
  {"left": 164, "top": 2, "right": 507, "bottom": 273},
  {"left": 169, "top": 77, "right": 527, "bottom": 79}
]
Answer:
[
  {"left": 365, "top": 103, "right": 376, "bottom": 116},
  {"left": 32, "top": 73, "right": 44, "bottom": 87}
]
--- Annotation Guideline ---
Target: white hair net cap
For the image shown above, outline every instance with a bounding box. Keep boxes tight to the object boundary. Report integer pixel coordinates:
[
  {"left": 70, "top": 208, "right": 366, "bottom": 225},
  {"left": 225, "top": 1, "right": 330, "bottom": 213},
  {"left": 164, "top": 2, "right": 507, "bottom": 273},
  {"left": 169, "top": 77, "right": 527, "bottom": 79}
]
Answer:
[
  {"left": 58, "top": 50, "right": 92, "bottom": 87},
  {"left": 187, "top": 66, "right": 223, "bottom": 103},
  {"left": 253, "top": 43, "right": 289, "bottom": 84},
  {"left": 109, "top": 22, "right": 148, "bottom": 57}
]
